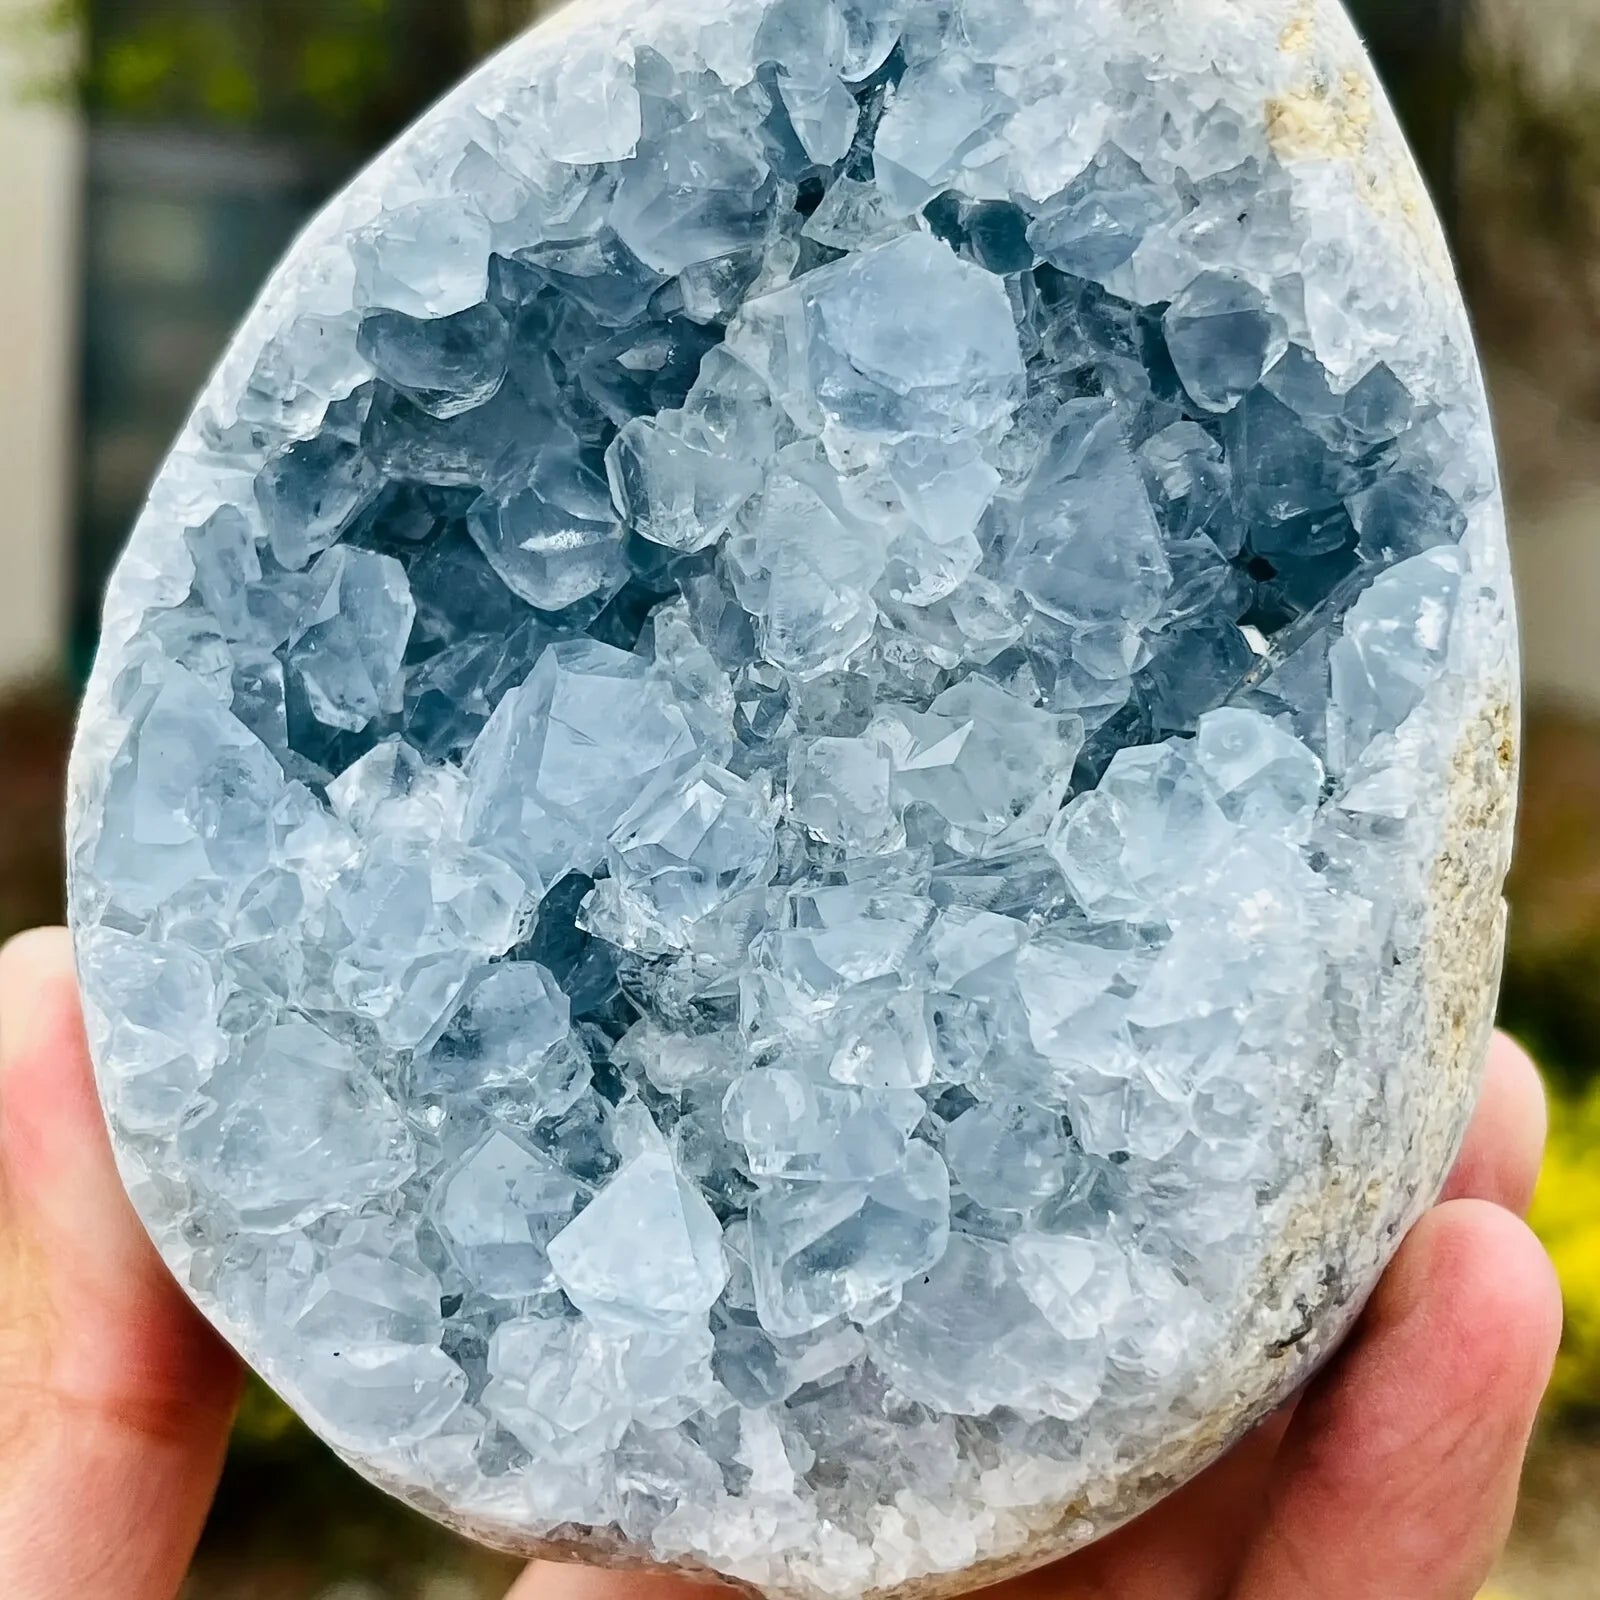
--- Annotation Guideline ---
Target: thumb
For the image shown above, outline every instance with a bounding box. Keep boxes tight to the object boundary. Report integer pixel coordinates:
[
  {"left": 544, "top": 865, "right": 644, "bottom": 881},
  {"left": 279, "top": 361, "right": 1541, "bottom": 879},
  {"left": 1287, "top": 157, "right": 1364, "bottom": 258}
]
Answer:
[{"left": 0, "top": 928, "right": 241, "bottom": 1600}]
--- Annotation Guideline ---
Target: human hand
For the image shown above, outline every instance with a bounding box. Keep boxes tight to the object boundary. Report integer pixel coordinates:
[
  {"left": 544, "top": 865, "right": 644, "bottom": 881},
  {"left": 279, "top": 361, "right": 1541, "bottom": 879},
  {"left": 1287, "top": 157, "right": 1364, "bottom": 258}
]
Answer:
[{"left": 0, "top": 927, "right": 1561, "bottom": 1600}]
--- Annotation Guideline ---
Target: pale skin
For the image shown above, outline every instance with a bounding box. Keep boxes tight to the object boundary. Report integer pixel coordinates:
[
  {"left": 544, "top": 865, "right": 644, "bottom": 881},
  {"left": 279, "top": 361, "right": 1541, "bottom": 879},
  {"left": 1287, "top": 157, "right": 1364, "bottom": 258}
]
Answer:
[{"left": 0, "top": 927, "right": 1562, "bottom": 1600}]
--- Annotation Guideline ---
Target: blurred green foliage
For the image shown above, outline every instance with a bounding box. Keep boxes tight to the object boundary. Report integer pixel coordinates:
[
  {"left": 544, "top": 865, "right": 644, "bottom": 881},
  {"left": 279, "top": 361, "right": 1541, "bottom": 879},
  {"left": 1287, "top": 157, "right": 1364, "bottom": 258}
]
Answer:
[
  {"left": 1501, "top": 713, "right": 1600, "bottom": 1427},
  {"left": 18, "top": 0, "right": 540, "bottom": 147},
  {"left": 1531, "top": 1082, "right": 1600, "bottom": 1418}
]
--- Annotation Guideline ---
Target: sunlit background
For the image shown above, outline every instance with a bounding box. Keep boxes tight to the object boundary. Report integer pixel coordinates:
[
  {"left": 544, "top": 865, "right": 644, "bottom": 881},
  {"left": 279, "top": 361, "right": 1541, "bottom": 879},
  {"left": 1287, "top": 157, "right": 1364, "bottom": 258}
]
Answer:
[{"left": 1, "top": 1, "right": 1598, "bottom": 1596}]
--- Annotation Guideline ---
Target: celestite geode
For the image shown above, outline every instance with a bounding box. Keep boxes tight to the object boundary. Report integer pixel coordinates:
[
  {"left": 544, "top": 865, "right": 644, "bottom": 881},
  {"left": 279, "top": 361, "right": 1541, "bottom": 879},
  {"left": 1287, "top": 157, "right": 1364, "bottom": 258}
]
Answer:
[{"left": 66, "top": 0, "right": 1517, "bottom": 1594}]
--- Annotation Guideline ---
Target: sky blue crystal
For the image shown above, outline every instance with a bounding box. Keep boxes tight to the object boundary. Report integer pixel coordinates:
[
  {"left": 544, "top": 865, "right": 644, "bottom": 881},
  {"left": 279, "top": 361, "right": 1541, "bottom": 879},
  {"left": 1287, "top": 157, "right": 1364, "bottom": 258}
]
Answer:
[
  {"left": 68, "top": 1, "right": 1512, "bottom": 1593},
  {"left": 431, "top": 1128, "right": 589, "bottom": 1299},
  {"left": 255, "top": 1216, "right": 471, "bottom": 1453},
  {"left": 286, "top": 546, "right": 416, "bottom": 731},
  {"left": 943, "top": 1099, "right": 1076, "bottom": 1213},
  {"left": 1027, "top": 144, "right": 1182, "bottom": 285},
  {"left": 747, "top": 1140, "right": 950, "bottom": 1336},
  {"left": 464, "top": 637, "right": 700, "bottom": 890},
  {"left": 411, "top": 960, "right": 587, "bottom": 1104},
  {"left": 585, "top": 759, "right": 778, "bottom": 953},
  {"left": 547, "top": 1141, "right": 729, "bottom": 1331},
  {"left": 1164, "top": 271, "right": 1291, "bottom": 414},
  {"left": 358, "top": 303, "right": 511, "bottom": 420},
  {"left": 178, "top": 1019, "right": 415, "bottom": 1231}
]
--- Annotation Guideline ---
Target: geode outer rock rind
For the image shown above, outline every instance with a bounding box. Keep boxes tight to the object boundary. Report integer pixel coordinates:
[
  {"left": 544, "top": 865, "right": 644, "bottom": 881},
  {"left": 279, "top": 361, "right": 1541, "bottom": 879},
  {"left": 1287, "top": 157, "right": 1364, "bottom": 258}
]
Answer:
[{"left": 67, "top": 0, "right": 1516, "bottom": 1594}]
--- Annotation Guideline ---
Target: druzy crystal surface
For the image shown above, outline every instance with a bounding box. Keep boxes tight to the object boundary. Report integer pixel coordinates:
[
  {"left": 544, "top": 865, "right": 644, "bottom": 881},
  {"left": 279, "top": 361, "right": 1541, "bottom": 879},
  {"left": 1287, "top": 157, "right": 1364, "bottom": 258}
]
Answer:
[{"left": 68, "top": 0, "right": 1517, "bottom": 1594}]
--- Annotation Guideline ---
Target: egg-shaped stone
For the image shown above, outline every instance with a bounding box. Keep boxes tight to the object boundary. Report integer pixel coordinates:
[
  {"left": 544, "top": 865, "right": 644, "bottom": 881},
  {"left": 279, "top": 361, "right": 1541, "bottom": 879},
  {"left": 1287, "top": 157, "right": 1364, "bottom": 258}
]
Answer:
[{"left": 67, "top": 0, "right": 1516, "bottom": 1595}]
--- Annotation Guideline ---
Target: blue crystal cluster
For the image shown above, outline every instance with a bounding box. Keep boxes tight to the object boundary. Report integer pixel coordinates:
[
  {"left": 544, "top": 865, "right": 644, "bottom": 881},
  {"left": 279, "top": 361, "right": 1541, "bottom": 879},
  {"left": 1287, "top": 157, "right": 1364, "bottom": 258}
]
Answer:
[{"left": 69, "top": 1, "right": 1507, "bottom": 1594}]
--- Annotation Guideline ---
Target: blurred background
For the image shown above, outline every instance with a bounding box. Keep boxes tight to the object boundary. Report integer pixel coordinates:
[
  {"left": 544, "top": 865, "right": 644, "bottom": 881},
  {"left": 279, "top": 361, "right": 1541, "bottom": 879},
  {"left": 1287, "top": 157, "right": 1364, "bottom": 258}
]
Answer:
[{"left": 0, "top": 0, "right": 1596, "bottom": 1595}]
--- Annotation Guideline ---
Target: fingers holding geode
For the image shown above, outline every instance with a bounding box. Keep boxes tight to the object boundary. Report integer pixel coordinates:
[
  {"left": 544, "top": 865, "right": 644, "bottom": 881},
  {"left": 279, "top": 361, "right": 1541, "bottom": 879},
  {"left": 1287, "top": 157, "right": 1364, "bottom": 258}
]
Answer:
[
  {"left": 0, "top": 934, "right": 185, "bottom": 1344},
  {"left": 1229, "top": 1199, "right": 1561, "bottom": 1600},
  {"left": 1441, "top": 1032, "right": 1548, "bottom": 1217},
  {"left": 0, "top": 928, "right": 131, "bottom": 1243},
  {"left": 0, "top": 928, "right": 239, "bottom": 1600},
  {"left": 994, "top": 1413, "right": 1290, "bottom": 1600},
  {"left": 507, "top": 1562, "right": 737, "bottom": 1600}
]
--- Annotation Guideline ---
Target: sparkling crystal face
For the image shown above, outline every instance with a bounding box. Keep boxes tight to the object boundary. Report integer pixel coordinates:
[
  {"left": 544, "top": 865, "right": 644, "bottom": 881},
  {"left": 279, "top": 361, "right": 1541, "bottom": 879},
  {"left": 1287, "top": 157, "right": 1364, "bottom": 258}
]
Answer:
[{"left": 67, "top": 1, "right": 1515, "bottom": 1595}]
